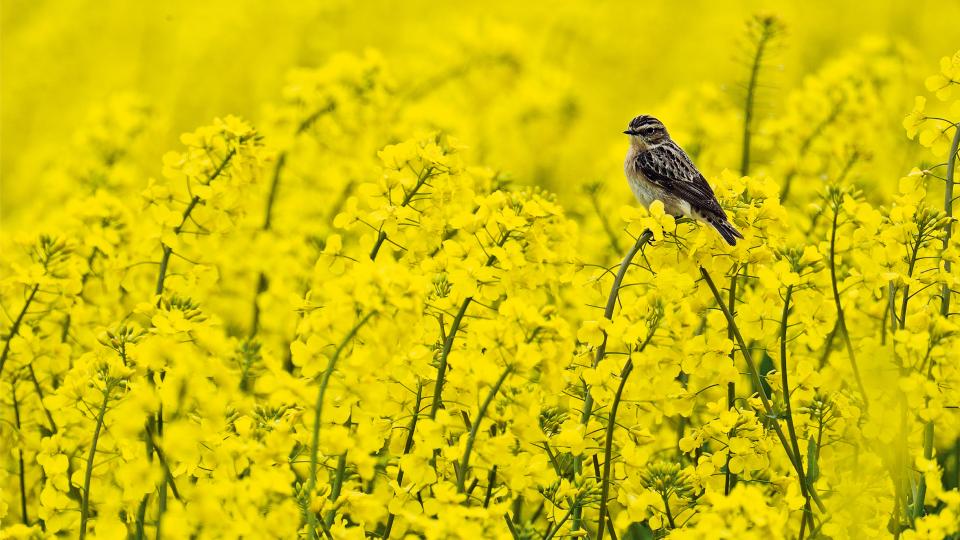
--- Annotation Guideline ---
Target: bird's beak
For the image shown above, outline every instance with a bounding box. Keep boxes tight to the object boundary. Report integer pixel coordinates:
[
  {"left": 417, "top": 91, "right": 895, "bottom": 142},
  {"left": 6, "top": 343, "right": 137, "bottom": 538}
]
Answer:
[{"left": 623, "top": 130, "right": 635, "bottom": 135}]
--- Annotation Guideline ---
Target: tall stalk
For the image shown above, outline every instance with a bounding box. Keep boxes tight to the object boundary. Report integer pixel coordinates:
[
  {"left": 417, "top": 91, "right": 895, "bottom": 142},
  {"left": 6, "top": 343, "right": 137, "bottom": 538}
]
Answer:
[
  {"left": 382, "top": 381, "right": 423, "bottom": 539},
  {"left": 79, "top": 382, "right": 115, "bottom": 540},
  {"left": 701, "top": 267, "right": 825, "bottom": 512},
  {"left": 156, "top": 413, "right": 167, "bottom": 539},
  {"left": 828, "top": 196, "right": 869, "bottom": 408},
  {"left": 456, "top": 366, "right": 512, "bottom": 493},
  {"left": 305, "top": 312, "right": 375, "bottom": 539},
  {"left": 729, "top": 16, "right": 777, "bottom": 499},
  {"left": 596, "top": 360, "right": 633, "bottom": 540},
  {"left": 369, "top": 166, "right": 436, "bottom": 260},
  {"left": 578, "top": 231, "right": 654, "bottom": 426},
  {"left": 26, "top": 366, "right": 57, "bottom": 434},
  {"left": 728, "top": 17, "right": 777, "bottom": 498},
  {"left": 889, "top": 216, "right": 929, "bottom": 525},
  {"left": 571, "top": 230, "right": 653, "bottom": 532},
  {"left": 250, "top": 103, "right": 336, "bottom": 335},
  {"left": 146, "top": 148, "right": 238, "bottom": 533},
  {"left": 429, "top": 298, "right": 472, "bottom": 420},
  {"left": 250, "top": 153, "right": 288, "bottom": 336},
  {"left": 915, "top": 122, "right": 960, "bottom": 516},
  {"left": 12, "top": 380, "right": 29, "bottom": 525},
  {"left": 940, "top": 125, "right": 960, "bottom": 316},
  {"left": 724, "top": 264, "right": 741, "bottom": 495},
  {"left": 778, "top": 285, "right": 813, "bottom": 533},
  {"left": 740, "top": 16, "right": 778, "bottom": 178},
  {"left": 154, "top": 149, "right": 236, "bottom": 303},
  {"left": 324, "top": 452, "right": 348, "bottom": 527},
  {"left": 0, "top": 283, "right": 40, "bottom": 378},
  {"left": 61, "top": 249, "right": 100, "bottom": 343},
  {"left": 429, "top": 230, "right": 511, "bottom": 420},
  {"left": 596, "top": 326, "right": 657, "bottom": 540}
]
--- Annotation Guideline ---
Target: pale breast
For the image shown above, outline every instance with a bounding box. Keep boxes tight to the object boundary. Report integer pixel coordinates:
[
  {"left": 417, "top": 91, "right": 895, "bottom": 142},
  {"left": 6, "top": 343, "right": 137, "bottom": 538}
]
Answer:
[{"left": 624, "top": 152, "right": 691, "bottom": 217}]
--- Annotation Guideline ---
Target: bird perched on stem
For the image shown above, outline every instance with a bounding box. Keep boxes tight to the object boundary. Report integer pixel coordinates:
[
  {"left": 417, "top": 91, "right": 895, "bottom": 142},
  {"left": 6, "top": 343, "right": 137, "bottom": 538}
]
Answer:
[{"left": 623, "top": 115, "right": 743, "bottom": 245}]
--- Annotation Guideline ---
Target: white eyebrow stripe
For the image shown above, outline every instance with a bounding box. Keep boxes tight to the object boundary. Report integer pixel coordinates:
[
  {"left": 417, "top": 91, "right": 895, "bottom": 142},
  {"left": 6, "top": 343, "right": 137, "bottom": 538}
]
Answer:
[{"left": 631, "top": 118, "right": 663, "bottom": 130}]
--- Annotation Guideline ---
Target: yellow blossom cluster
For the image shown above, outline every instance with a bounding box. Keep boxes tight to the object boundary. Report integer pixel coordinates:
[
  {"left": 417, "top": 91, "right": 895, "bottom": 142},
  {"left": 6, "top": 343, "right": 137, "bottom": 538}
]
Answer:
[{"left": 2, "top": 5, "right": 960, "bottom": 540}]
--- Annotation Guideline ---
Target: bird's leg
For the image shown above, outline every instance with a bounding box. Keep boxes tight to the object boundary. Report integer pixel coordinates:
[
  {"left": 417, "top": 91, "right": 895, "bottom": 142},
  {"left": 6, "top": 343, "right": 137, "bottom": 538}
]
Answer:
[{"left": 643, "top": 228, "right": 656, "bottom": 245}]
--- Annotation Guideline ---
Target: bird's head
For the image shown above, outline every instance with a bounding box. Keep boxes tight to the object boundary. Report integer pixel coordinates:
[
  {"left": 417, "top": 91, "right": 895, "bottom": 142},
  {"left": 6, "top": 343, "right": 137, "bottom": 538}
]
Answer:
[{"left": 624, "top": 115, "right": 670, "bottom": 146}]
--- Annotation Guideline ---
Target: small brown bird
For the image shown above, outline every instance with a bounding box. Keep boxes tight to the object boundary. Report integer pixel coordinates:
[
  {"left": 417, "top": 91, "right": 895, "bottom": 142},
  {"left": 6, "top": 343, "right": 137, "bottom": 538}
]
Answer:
[{"left": 623, "top": 115, "right": 743, "bottom": 246}]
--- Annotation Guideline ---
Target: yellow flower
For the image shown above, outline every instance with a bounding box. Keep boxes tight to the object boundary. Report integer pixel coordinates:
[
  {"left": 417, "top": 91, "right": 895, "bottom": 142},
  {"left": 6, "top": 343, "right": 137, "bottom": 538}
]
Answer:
[
  {"left": 903, "top": 96, "right": 926, "bottom": 139},
  {"left": 925, "top": 51, "right": 960, "bottom": 101}
]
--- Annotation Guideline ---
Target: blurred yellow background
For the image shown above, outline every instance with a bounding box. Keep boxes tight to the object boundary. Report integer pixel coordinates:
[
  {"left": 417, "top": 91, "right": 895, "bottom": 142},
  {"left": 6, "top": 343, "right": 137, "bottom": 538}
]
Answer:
[{"left": 3, "top": 0, "right": 959, "bottom": 221}]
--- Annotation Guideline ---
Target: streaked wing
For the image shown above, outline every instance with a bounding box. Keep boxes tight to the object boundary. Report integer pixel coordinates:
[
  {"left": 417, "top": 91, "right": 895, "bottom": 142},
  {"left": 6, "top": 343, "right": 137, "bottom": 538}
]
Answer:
[{"left": 634, "top": 142, "right": 725, "bottom": 217}]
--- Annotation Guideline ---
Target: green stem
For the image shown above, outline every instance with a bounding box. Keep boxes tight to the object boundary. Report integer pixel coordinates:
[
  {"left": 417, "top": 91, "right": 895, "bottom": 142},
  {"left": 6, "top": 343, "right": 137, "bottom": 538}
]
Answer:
[
  {"left": 428, "top": 230, "right": 512, "bottom": 421},
  {"left": 305, "top": 312, "right": 375, "bottom": 539},
  {"left": 382, "top": 381, "right": 423, "bottom": 539},
  {"left": 888, "top": 282, "right": 899, "bottom": 334},
  {"left": 154, "top": 148, "right": 236, "bottom": 303},
  {"left": 725, "top": 265, "right": 740, "bottom": 495},
  {"left": 0, "top": 283, "right": 40, "bottom": 378},
  {"left": 596, "top": 327, "right": 656, "bottom": 539},
  {"left": 544, "top": 501, "right": 579, "bottom": 540},
  {"left": 457, "top": 366, "right": 512, "bottom": 493},
  {"left": 596, "top": 360, "right": 633, "bottom": 540},
  {"left": 61, "top": 248, "right": 100, "bottom": 343},
  {"left": 573, "top": 230, "right": 652, "bottom": 531},
  {"left": 430, "top": 298, "right": 472, "bottom": 420},
  {"left": 143, "top": 423, "right": 182, "bottom": 502},
  {"left": 740, "top": 19, "right": 775, "bottom": 177},
  {"left": 249, "top": 153, "right": 288, "bottom": 336},
  {"left": 156, "top": 410, "right": 167, "bottom": 540},
  {"left": 79, "top": 383, "right": 113, "bottom": 540},
  {"left": 916, "top": 118, "right": 960, "bottom": 518},
  {"left": 829, "top": 203, "right": 869, "bottom": 408},
  {"left": 12, "top": 381, "right": 28, "bottom": 524},
  {"left": 369, "top": 166, "right": 435, "bottom": 260},
  {"left": 581, "top": 230, "right": 654, "bottom": 422},
  {"left": 940, "top": 124, "right": 960, "bottom": 317},
  {"left": 779, "top": 286, "right": 813, "bottom": 517},
  {"left": 818, "top": 321, "right": 838, "bottom": 369},
  {"left": 895, "top": 381, "right": 912, "bottom": 534},
  {"left": 483, "top": 466, "right": 498, "bottom": 508},
  {"left": 250, "top": 104, "right": 336, "bottom": 336},
  {"left": 898, "top": 234, "right": 923, "bottom": 328},
  {"left": 146, "top": 150, "right": 237, "bottom": 534},
  {"left": 27, "top": 365, "right": 57, "bottom": 434},
  {"left": 135, "top": 477, "right": 150, "bottom": 538},
  {"left": 805, "top": 152, "right": 859, "bottom": 237},
  {"left": 701, "top": 267, "right": 825, "bottom": 512},
  {"left": 662, "top": 493, "right": 677, "bottom": 529},
  {"left": 803, "top": 408, "right": 826, "bottom": 538},
  {"left": 316, "top": 520, "right": 335, "bottom": 540},
  {"left": 798, "top": 498, "right": 812, "bottom": 540},
  {"left": 262, "top": 152, "right": 287, "bottom": 232},
  {"left": 324, "top": 452, "right": 348, "bottom": 526},
  {"left": 503, "top": 513, "right": 521, "bottom": 539},
  {"left": 154, "top": 194, "right": 199, "bottom": 303}
]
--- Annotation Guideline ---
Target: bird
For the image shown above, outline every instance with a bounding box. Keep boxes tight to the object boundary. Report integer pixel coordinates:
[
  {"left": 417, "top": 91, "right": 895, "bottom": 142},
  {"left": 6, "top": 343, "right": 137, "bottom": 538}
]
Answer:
[{"left": 623, "top": 115, "right": 743, "bottom": 246}]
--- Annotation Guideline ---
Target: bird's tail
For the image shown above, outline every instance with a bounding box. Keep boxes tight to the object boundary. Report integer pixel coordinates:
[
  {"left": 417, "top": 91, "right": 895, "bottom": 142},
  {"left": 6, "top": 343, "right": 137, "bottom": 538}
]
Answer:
[{"left": 711, "top": 218, "right": 744, "bottom": 246}]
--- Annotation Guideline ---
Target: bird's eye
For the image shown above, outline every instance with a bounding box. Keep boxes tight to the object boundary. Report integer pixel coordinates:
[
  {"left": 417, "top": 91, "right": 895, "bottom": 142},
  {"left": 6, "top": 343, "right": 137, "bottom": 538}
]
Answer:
[{"left": 640, "top": 127, "right": 656, "bottom": 136}]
